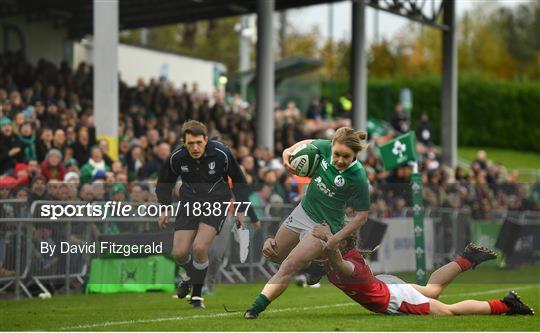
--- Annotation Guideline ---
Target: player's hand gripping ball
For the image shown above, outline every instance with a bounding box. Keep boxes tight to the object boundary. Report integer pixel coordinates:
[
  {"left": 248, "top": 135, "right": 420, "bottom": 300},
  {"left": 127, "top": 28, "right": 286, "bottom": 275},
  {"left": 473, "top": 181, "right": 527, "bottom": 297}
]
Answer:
[{"left": 288, "top": 143, "right": 320, "bottom": 177}]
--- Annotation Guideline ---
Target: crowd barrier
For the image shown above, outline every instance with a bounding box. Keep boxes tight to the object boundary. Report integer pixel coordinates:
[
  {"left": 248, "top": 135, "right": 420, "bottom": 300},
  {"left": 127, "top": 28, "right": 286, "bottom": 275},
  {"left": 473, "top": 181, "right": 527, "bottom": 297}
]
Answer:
[{"left": 0, "top": 199, "right": 538, "bottom": 299}]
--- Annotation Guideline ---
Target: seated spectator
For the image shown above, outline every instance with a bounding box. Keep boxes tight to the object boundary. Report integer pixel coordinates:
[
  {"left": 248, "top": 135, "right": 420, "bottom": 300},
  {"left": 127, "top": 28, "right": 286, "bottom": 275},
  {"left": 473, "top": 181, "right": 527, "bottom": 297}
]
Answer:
[
  {"left": 64, "top": 171, "right": 80, "bottom": 185},
  {"left": 51, "top": 128, "right": 67, "bottom": 157},
  {"left": 261, "top": 169, "right": 286, "bottom": 202},
  {"left": 11, "top": 185, "right": 30, "bottom": 201},
  {"left": 137, "top": 142, "right": 170, "bottom": 180},
  {"left": 29, "top": 176, "right": 47, "bottom": 202},
  {"left": 40, "top": 149, "right": 66, "bottom": 181},
  {"left": 13, "top": 162, "right": 30, "bottom": 186},
  {"left": 17, "top": 121, "right": 37, "bottom": 162},
  {"left": 64, "top": 158, "right": 79, "bottom": 173},
  {"left": 0, "top": 116, "right": 24, "bottom": 174},
  {"left": 98, "top": 138, "right": 113, "bottom": 167},
  {"left": 91, "top": 180, "right": 107, "bottom": 201},
  {"left": 130, "top": 183, "right": 146, "bottom": 203},
  {"left": 126, "top": 145, "right": 145, "bottom": 180},
  {"left": 46, "top": 179, "right": 62, "bottom": 200},
  {"left": 0, "top": 176, "right": 17, "bottom": 200},
  {"left": 71, "top": 126, "right": 96, "bottom": 167},
  {"left": 36, "top": 128, "right": 53, "bottom": 162},
  {"left": 78, "top": 183, "right": 94, "bottom": 202},
  {"left": 240, "top": 155, "right": 261, "bottom": 192},
  {"left": 80, "top": 146, "right": 110, "bottom": 184},
  {"left": 110, "top": 183, "right": 127, "bottom": 202}
]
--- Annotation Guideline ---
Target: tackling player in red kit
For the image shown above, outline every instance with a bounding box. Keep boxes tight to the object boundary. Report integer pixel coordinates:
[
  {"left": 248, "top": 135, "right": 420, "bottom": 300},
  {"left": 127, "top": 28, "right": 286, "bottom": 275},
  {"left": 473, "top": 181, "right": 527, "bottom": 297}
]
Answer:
[{"left": 312, "top": 224, "right": 534, "bottom": 316}]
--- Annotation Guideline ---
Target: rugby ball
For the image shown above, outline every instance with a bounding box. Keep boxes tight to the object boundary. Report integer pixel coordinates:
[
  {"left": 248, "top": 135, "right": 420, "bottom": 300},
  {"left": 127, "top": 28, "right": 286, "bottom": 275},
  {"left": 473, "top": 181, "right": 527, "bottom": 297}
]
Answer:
[{"left": 289, "top": 144, "right": 320, "bottom": 177}]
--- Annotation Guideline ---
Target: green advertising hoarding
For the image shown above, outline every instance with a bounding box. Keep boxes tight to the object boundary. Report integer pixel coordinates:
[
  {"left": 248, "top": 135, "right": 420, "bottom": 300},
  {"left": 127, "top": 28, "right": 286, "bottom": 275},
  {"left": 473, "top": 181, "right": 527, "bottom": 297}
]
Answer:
[{"left": 87, "top": 255, "right": 175, "bottom": 294}]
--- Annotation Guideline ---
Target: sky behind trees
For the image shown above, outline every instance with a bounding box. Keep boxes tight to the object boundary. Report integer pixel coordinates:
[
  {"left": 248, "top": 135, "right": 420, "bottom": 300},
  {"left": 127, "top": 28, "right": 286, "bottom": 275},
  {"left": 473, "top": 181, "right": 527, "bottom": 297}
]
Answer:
[{"left": 291, "top": 0, "right": 524, "bottom": 43}]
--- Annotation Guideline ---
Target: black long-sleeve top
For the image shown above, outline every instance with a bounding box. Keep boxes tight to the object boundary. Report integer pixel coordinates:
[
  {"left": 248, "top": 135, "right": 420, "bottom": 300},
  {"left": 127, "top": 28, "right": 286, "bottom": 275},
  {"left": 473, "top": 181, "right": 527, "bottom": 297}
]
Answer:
[{"left": 156, "top": 140, "right": 257, "bottom": 220}]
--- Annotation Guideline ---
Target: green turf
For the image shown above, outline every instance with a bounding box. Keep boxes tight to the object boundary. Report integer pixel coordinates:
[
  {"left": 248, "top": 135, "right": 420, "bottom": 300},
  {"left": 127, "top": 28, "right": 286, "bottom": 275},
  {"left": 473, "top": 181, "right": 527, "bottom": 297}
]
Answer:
[
  {"left": 458, "top": 147, "right": 540, "bottom": 173},
  {"left": 1, "top": 265, "right": 539, "bottom": 331}
]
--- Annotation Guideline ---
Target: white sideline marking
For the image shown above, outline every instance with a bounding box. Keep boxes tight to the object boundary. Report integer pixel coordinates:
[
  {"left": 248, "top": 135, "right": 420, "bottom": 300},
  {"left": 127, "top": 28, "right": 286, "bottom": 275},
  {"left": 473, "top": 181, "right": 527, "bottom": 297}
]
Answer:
[
  {"left": 440, "top": 285, "right": 536, "bottom": 298},
  {"left": 56, "top": 285, "right": 538, "bottom": 331},
  {"left": 57, "top": 303, "right": 353, "bottom": 331}
]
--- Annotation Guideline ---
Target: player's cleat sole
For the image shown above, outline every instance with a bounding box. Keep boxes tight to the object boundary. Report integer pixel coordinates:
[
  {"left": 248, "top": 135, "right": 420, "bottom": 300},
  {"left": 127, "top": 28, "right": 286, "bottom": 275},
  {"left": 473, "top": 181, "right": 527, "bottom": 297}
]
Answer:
[
  {"left": 177, "top": 281, "right": 192, "bottom": 299},
  {"left": 461, "top": 242, "right": 497, "bottom": 268},
  {"left": 503, "top": 291, "right": 534, "bottom": 315},
  {"left": 189, "top": 296, "right": 205, "bottom": 309},
  {"left": 244, "top": 308, "right": 259, "bottom": 319}
]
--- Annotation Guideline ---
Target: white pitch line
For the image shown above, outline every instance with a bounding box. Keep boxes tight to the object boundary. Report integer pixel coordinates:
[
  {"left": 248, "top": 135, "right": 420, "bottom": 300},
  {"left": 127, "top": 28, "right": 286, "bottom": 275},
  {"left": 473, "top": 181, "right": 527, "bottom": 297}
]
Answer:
[
  {"left": 55, "top": 285, "right": 538, "bottom": 331},
  {"left": 58, "top": 303, "right": 354, "bottom": 331},
  {"left": 440, "top": 285, "right": 537, "bottom": 298}
]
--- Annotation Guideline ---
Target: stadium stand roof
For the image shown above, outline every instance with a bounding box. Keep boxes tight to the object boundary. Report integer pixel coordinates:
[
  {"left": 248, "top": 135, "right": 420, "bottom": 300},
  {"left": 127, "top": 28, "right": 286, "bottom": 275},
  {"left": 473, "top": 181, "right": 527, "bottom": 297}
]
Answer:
[{"left": 0, "top": 0, "right": 345, "bottom": 38}]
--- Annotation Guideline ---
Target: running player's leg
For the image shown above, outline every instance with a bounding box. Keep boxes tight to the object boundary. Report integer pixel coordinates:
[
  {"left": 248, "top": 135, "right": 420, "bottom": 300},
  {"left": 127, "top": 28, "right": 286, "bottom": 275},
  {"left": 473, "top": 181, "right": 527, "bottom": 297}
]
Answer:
[
  {"left": 172, "top": 229, "right": 197, "bottom": 299},
  {"left": 246, "top": 233, "right": 324, "bottom": 318},
  {"left": 190, "top": 222, "right": 218, "bottom": 307},
  {"left": 172, "top": 230, "right": 197, "bottom": 264},
  {"left": 412, "top": 243, "right": 497, "bottom": 299},
  {"left": 264, "top": 224, "right": 300, "bottom": 263},
  {"left": 205, "top": 217, "right": 232, "bottom": 295}
]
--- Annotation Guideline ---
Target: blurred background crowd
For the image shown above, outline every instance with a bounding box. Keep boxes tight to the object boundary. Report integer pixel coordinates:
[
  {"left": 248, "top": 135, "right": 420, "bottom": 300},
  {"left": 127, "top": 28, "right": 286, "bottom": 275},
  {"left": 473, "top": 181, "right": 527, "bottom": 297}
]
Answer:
[{"left": 0, "top": 51, "right": 539, "bottom": 225}]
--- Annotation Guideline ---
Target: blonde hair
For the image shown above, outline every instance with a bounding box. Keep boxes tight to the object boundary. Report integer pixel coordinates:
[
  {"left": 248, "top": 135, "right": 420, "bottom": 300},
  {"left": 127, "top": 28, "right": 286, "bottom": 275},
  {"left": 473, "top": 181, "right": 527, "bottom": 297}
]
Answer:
[{"left": 332, "top": 127, "right": 368, "bottom": 153}]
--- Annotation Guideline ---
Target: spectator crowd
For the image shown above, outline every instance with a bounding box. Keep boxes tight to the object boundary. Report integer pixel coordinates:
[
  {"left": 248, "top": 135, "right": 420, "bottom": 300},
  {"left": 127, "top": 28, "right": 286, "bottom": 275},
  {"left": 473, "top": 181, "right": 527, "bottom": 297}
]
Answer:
[{"left": 0, "top": 50, "right": 538, "bottom": 222}]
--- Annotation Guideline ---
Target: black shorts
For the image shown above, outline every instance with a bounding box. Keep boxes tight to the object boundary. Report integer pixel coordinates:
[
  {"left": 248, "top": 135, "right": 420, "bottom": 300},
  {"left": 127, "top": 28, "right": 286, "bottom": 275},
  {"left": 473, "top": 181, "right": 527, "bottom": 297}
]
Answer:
[{"left": 174, "top": 214, "right": 227, "bottom": 234}]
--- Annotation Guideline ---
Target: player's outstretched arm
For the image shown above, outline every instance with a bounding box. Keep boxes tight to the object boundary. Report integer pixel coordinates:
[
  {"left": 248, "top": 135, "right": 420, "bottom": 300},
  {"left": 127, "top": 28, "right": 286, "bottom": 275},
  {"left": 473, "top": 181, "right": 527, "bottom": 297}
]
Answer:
[
  {"left": 326, "top": 247, "right": 354, "bottom": 278},
  {"left": 312, "top": 224, "right": 354, "bottom": 277},
  {"left": 327, "top": 211, "right": 368, "bottom": 250}
]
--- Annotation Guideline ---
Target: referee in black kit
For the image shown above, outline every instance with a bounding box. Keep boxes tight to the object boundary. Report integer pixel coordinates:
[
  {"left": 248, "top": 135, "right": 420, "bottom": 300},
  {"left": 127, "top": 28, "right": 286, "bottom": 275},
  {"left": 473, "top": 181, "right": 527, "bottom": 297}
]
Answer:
[{"left": 156, "top": 120, "right": 259, "bottom": 308}]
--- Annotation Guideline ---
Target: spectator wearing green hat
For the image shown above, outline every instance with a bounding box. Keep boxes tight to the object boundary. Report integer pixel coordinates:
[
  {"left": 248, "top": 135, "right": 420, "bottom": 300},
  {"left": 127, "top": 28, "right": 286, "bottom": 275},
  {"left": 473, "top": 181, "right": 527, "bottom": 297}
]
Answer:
[
  {"left": 0, "top": 116, "right": 24, "bottom": 174},
  {"left": 110, "top": 182, "right": 127, "bottom": 201}
]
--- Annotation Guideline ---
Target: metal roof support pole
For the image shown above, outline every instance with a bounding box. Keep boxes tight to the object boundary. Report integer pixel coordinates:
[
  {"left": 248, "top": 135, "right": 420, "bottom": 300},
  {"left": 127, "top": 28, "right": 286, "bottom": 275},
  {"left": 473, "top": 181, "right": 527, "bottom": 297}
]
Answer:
[
  {"left": 351, "top": 0, "right": 368, "bottom": 132},
  {"left": 93, "top": 0, "right": 119, "bottom": 160},
  {"left": 256, "top": 0, "right": 275, "bottom": 151},
  {"left": 441, "top": 0, "right": 457, "bottom": 167},
  {"left": 239, "top": 15, "right": 251, "bottom": 101}
]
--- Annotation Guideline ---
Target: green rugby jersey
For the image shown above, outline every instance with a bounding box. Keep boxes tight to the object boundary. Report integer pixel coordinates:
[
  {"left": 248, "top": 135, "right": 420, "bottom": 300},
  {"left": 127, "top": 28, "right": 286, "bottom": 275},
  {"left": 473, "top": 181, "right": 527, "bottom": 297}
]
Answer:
[{"left": 301, "top": 139, "right": 370, "bottom": 233}]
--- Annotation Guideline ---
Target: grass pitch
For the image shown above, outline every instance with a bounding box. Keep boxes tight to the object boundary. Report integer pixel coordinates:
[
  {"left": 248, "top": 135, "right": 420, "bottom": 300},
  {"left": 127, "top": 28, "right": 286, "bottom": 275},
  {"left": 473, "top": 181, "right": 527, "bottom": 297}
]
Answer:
[
  {"left": 458, "top": 147, "right": 540, "bottom": 174},
  {"left": 1, "top": 265, "right": 539, "bottom": 331}
]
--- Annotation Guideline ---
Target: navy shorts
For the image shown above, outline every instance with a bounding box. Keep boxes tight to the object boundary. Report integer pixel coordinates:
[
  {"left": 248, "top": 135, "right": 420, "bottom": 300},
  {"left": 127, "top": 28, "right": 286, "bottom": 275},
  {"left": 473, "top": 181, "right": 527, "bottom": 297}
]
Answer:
[{"left": 174, "top": 214, "right": 227, "bottom": 234}]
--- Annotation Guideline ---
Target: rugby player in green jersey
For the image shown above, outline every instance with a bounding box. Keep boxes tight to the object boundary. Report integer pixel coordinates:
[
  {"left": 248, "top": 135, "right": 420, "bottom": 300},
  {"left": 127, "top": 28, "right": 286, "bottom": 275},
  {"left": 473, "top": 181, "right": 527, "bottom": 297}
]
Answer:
[{"left": 245, "top": 127, "right": 371, "bottom": 319}]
